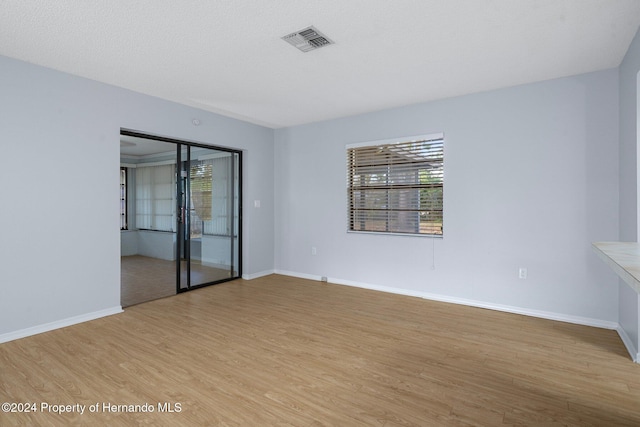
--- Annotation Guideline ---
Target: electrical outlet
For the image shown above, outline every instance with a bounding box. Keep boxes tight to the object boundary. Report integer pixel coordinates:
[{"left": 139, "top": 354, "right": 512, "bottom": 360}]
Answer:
[{"left": 518, "top": 268, "right": 528, "bottom": 279}]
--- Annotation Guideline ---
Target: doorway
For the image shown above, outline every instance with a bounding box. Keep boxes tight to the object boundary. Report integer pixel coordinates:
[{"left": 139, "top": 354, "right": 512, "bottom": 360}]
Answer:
[{"left": 120, "top": 130, "right": 242, "bottom": 306}]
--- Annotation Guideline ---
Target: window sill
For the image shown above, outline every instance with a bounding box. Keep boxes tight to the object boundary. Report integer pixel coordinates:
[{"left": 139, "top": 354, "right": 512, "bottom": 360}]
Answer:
[
  {"left": 592, "top": 242, "right": 640, "bottom": 294},
  {"left": 347, "top": 230, "right": 443, "bottom": 238}
]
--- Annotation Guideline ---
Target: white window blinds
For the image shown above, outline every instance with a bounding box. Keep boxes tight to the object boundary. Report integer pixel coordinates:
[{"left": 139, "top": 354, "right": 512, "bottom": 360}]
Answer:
[
  {"left": 135, "top": 163, "right": 176, "bottom": 232},
  {"left": 194, "top": 155, "right": 238, "bottom": 237},
  {"left": 347, "top": 134, "right": 444, "bottom": 236}
]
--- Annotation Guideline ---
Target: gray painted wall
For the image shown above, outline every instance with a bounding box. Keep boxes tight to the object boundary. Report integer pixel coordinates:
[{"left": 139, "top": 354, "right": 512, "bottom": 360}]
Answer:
[
  {"left": 120, "top": 231, "right": 139, "bottom": 256},
  {"left": 136, "top": 231, "right": 176, "bottom": 261},
  {"left": 0, "top": 54, "right": 274, "bottom": 336},
  {"left": 275, "top": 69, "right": 620, "bottom": 324},
  {"left": 618, "top": 27, "right": 640, "bottom": 353}
]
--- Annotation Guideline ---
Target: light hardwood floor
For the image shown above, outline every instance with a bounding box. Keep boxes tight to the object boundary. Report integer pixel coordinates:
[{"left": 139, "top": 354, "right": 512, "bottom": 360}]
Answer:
[
  {"left": 121, "top": 255, "right": 232, "bottom": 307},
  {"left": 120, "top": 255, "right": 176, "bottom": 307},
  {"left": 1, "top": 274, "right": 639, "bottom": 426}
]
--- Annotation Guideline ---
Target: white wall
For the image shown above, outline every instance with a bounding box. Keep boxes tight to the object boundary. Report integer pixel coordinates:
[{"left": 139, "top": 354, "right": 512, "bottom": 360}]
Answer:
[
  {"left": 0, "top": 54, "right": 274, "bottom": 338},
  {"left": 137, "top": 230, "right": 176, "bottom": 261},
  {"left": 618, "top": 27, "right": 640, "bottom": 354},
  {"left": 120, "top": 231, "right": 138, "bottom": 256},
  {"left": 202, "top": 235, "right": 235, "bottom": 268},
  {"left": 275, "top": 69, "right": 620, "bottom": 325}
]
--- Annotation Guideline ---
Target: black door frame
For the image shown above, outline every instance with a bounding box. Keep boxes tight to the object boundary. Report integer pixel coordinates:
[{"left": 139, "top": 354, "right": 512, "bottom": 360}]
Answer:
[{"left": 121, "top": 128, "right": 243, "bottom": 294}]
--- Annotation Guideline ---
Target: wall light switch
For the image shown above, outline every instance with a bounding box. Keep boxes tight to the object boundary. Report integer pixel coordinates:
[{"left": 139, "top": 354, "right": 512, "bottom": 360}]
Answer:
[
  {"left": 518, "top": 268, "right": 528, "bottom": 279},
  {"left": 254, "top": 200, "right": 261, "bottom": 208}
]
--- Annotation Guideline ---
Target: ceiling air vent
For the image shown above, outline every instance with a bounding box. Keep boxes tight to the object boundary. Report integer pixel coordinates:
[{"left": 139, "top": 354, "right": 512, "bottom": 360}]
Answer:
[{"left": 282, "top": 26, "right": 334, "bottom": 52}]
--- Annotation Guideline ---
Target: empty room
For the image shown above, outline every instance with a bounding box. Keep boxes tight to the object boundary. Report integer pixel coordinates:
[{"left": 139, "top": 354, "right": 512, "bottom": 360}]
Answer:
[{"left": 2, "top": 1, "right": 640, "bottom": 425}]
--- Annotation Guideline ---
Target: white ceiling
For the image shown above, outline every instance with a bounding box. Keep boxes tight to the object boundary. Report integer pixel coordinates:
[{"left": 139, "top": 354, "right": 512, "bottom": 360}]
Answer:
[
  {"left": 120, "top": 135, "right": 176, "bottom": 157},
  {"left": 2, "top": 1, "right": 639, "bottom": 129}
]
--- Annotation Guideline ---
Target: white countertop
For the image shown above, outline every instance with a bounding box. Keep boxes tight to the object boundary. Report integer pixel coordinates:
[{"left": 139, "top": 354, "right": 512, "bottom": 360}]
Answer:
[{"left": 592, "top": 242, "right": 640, "bottom": 294}]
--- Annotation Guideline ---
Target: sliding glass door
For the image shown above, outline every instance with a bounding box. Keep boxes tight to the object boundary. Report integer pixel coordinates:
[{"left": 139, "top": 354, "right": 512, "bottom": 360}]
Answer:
[
  {"left": 177, "top": 144, "right": 241, "bottom": 292},
  {"left": 120, "top": 129, "right": 241, "bottom": 305},
  {"left": 120, "top": 138, "right": 179, "bottom": 307}
]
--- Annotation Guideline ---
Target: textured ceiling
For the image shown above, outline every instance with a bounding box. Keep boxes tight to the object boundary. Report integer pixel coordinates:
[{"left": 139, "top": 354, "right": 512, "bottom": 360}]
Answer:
[{"left": 1, "top": 0, "right": 639, "bottom": 128}]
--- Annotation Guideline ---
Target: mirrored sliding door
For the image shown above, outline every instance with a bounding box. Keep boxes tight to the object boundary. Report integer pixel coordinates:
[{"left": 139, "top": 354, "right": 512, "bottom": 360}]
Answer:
[
  {"left": 120, "top": 129, "right": 241, "bottom": 305},
  {"left": 177, "top": 144, "right": 241, "bottom": 292},
  {"left": 120, "top": 137, "right": 180, "bottom": 307}
]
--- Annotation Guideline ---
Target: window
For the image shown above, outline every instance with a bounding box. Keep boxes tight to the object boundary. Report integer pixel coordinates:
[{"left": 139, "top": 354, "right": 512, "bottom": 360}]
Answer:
[
  {"left": 135, "top": 163, "right": 176, "bottom": 232},
  {"left": 347, "top": 133, "right": 444, "bottom": 236},
  {"left": 189, "top": 160, "right": 213, "bottom": 238},
  {"left": 196, "top": 154, "right": 239, "bottom": 237},
  {"left": 120, "top": 167, "right": 128, "bottom": 230}
]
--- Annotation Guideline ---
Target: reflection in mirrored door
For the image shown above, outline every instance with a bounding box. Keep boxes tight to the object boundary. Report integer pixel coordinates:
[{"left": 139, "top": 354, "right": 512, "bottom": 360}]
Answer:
[
  {"left": 121, "top": 130, "right": 242, "bottom": 306},
  {"left": 120, "top": 137, "right": 179, "bottom": 307},
  {"left": 177, "top": 144, "right": 242, "bottom": 293}
]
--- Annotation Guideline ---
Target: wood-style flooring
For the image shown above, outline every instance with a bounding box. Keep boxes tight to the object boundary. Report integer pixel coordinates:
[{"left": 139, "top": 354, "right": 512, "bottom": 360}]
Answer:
[
  {"left": 1, "top": 274, "right": 639, "bottom": 426},
  {"left": 120, "top": 255, "right": 232, "bottom": 307}
]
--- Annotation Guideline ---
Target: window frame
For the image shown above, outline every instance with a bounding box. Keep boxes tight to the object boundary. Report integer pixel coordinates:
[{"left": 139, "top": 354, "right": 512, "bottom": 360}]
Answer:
[{"left": 346, "top": 133, "right": 444, "bottom": 237}]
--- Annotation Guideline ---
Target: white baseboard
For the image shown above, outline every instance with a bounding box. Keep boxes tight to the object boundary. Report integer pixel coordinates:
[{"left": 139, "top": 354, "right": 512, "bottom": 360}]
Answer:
[
  {"left": 275, "top": 270, "right": 619, "bottom": 330},
  {"left": 274, "top": 269, "right": 320, "bottom": 282},
  {"left": 242, "top": 269, "right": 276, "bottom": 280},
  {"left": 201, "top": 260, "right": 231, "bottom": 270},
  {"left": 0, "top": 306, "right": 123, "bottom": 344},
  {"left": 616, "top": 325, "right": 639, "bottom": 363}
]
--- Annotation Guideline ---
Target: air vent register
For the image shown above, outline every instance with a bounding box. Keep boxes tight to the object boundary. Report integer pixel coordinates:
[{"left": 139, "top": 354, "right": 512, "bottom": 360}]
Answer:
[{"left": 282, "top": 26, "right": 334, "bottom": 52}]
